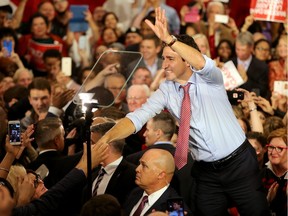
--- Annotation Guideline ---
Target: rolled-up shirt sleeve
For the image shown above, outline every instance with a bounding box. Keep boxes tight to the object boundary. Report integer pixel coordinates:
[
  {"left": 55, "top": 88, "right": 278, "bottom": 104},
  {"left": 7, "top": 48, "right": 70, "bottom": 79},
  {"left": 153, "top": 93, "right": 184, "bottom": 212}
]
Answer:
[{"left": 126, "top": 86, "right": 168, "bottom": 133}]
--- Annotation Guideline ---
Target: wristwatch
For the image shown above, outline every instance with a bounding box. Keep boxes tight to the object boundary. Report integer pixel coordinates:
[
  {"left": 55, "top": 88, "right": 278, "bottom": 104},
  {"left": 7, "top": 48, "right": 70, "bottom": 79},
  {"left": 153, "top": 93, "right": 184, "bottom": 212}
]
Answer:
[{"left": 167, "top": 35, "right": 177, "bottom": 47}]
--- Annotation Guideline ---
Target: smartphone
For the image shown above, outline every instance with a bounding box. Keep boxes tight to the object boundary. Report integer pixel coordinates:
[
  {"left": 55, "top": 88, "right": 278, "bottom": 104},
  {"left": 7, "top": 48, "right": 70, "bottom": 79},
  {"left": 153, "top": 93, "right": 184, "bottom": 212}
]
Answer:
[
  {"left": 184, "top": 7, "right": 200, "bottom": 23},
  {"left": 215, "top": 14, "right": 229, "bottom": 24},
  {"left": 78, "top": 35, "right": 86, "bottom": 50},
  {"left": 3, "top": 40, "right": 13, "bottom": 57},
  {"left": 35, "top": 164, "right": 49, "bottom": 180},
  {"left": 251, "top": 88, "right": 260, "bottom": 97},
  {"left": 227, "top": 90, "right": 244, "bottom": 105},
  {"left": 8, "top": 120, "right": 21, "bottom": 145},
  {"left": 61, "top": 57, "right": 72, "bottom": 76},
  {"left": 167, "top": 198, "right": 184, "bottom": 216}
]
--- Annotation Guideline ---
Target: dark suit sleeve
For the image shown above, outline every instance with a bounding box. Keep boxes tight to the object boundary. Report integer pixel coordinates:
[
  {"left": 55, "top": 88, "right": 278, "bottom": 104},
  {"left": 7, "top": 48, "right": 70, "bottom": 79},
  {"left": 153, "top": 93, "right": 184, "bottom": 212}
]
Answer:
[
  {"left": 12, "top": 168, "right": 86, "bottom": 216},
  {"left": 236, "top": 57, "right": 270, "bottom": 98}
]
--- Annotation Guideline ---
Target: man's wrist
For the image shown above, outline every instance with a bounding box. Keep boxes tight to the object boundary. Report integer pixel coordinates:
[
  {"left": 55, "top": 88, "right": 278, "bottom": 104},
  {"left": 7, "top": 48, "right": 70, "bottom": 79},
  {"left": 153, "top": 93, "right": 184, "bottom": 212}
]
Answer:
[{"left": 166, "top": 35, "right": 177, "bottom": 47}]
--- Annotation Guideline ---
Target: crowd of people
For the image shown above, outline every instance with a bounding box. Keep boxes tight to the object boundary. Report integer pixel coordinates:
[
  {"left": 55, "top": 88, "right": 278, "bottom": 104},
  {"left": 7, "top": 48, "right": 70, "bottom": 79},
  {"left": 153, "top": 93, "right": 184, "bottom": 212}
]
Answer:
[{"left": 0, "top": 0, "right": 287, "bottom": 216}]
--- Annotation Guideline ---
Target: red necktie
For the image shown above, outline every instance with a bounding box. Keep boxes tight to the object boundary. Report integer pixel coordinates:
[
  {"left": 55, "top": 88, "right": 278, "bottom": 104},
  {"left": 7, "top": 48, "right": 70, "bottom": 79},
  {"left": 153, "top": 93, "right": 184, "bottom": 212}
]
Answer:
[
  {"left": 132, "top": 195, "right": 148, "bottom": 216},
  {"left": 175, "top": 83, "right": 191, "bottom": 169}
]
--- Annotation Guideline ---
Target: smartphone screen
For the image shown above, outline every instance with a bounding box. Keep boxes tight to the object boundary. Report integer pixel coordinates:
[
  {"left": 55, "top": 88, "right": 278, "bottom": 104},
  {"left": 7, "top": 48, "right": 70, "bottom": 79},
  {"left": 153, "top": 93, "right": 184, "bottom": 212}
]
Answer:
[
  {"left": 3, "top": 40, "right": 13, "bottom": 57},
  {"left": 8, "top": 121, "right": 21, "bottom": 145},
  {"left": 227, "top": 90, "right": 244, "bottom": 105},
  {"left": 78, "top": 35, "right": 86, "bottom": 50},
  {"left": 167, "top": 198, "right": 184, "bottom": 216},
  {"left": 61, "top": 57, "right": 72, "bottom": 76}
]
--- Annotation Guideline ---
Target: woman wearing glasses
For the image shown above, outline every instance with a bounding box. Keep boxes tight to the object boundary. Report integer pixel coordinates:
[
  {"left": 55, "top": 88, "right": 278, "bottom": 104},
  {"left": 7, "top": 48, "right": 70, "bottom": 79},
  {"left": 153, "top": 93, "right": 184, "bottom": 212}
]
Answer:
[{"left": 260, "top": 127, "right": 287, "bottom": 216}]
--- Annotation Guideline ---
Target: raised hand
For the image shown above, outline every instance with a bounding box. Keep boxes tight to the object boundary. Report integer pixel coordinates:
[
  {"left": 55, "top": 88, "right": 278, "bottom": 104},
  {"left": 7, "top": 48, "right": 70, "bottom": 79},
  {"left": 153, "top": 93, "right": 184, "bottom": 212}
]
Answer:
[{"left": 145, "top": 7, "right": 170, "bottom": 43}]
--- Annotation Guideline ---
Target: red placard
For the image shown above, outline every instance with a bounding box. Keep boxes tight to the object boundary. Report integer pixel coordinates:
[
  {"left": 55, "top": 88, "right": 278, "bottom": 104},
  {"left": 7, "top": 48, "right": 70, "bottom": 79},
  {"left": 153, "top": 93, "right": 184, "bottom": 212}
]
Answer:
[
  {"left": 28, "top": 40, "right": 62, "bottom": 72},
  {"left": 250, "top": 0, "right": 287, "bottom": 23}
]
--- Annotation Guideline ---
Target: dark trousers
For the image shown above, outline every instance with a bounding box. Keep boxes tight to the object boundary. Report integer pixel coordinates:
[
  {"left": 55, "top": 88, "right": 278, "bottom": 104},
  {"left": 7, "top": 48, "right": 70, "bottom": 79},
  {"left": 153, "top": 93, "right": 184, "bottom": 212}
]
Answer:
[{"left": 191, "top": 140, "right": 270, "bottom": 216}]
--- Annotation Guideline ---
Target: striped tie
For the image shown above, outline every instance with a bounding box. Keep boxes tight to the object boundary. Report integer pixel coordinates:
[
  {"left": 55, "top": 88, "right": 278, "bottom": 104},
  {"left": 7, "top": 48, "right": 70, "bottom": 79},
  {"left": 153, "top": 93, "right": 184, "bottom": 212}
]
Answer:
[{"left": 92, "top": 168, "right": 106, "bottom": 196}]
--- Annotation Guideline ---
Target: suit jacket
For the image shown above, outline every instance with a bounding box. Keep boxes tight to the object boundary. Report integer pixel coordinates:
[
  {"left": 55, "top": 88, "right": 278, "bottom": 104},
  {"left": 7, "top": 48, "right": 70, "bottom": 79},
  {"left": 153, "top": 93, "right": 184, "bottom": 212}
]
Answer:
[
  {"left": 12, "top": 168, "right": 86, "bottom": 216},
  {"left": 124, "top": 186, "right": 192, "bottom": 216},
  {"left": 27, "top": 150, "right": 82, "bottom": 189},
  {"left": 83, "top": 158, "right": 137, "bottom": 205},
  {"left": 125, "top": 143, "right": 196, "bottom": 212},
  {"left": 232, "top": 56, "right": 269, "bottom": 98}
]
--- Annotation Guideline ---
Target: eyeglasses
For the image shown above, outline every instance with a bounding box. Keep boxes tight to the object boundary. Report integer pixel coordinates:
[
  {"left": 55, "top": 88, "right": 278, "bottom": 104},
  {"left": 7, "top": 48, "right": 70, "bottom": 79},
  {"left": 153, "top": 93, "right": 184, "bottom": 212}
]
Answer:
[
  {"left": 266, "top": 144, "right": 288, "bottom": 153},
  {"left": 255, "top": 47, "right": 270, "bottom": 52},
  {"left": 33, "top": 174, "right": 42, "bottom": 188},
  {"left": 127, "top": 96, "right": 144, "bottom": 101}
]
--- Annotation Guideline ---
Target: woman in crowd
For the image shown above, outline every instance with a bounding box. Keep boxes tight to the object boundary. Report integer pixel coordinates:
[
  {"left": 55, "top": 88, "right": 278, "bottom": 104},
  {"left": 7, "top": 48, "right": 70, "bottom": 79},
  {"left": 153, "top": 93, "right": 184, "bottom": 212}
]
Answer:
[
  {"left": 17, "top": 13, "right": 67, "bottom": 76},
  {"left": 268, "top": 34, "right": 287, "bottom": 92},
  {"left": 260, "top": 128, "right": 287, "bottom": 216}
]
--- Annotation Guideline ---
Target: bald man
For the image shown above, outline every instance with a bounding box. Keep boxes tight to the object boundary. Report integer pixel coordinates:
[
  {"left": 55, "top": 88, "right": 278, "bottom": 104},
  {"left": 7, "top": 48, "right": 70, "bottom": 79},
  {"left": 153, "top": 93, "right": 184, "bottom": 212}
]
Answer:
[{"left": 124, "top": 149, "right": 191, "bottom": 216}]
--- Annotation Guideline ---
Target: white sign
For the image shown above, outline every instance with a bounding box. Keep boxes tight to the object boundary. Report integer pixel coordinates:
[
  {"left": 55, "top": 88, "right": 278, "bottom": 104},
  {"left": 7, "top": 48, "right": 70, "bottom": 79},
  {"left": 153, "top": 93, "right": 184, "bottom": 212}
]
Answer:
[
  {"left": 220, "top": 61, "right": 244, "bottom": 90},
  {"left": 274, "top": 81, "right": 288, "bottom": 96}
]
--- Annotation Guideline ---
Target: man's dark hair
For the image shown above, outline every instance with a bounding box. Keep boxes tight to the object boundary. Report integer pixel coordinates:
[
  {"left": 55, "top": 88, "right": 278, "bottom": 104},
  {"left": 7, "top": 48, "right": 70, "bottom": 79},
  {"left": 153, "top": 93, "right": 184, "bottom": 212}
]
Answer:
[
  {"left": 152, "top": 111, "right": 176, "bottom": 140},
  {"left": 166, "top": 34, "right": 200, "bottom": 53},
  {"left": 0, "top": 27, "right": 18, "bottom": 50},
  {"left": 246, "top": 132, "right": 267, "bottom": 148},
  {"left": 34, "top": 117, "right": 63, "bottom": 148},
  {"left": 80, "top": 194, "right": 122, "bottom": 216},
  {"left": 43, "top": 49, "right": 62, "bottom": 61},
  {"left": 254, "top": 38, "right": 271, "bottom": 50},
  {"left": 142, "top": 34, "right": 161, "bottom": 47},
  {"left": 91, "top": 122, "right": 125, "bottom": 153},
  {"left": 29, "top": 13, "right": 49, "bottom": 29},
  {"left": 91, "top": 122, "right": 115, "bottom": 135},
  {"left": 28, "top": 77, "right": 51, "bottom": 95}
]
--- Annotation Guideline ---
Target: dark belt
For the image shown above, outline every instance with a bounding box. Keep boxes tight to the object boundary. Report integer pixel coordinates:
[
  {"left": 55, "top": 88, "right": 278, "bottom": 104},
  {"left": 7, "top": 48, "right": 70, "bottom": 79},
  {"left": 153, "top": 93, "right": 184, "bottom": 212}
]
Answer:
[{"left": 198, "top": 140, "right": 249, "bottom": 170}]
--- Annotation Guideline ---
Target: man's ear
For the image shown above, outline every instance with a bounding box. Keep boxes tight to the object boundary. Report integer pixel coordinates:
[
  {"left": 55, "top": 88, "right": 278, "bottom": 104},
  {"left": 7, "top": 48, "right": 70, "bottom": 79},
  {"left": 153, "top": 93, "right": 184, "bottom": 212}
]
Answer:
[
  {"left": 53, "top": 134, "right": 61, "bottom": 149},
  {"left": 156, "top": 129, "right": 163, "bottom": 139}
]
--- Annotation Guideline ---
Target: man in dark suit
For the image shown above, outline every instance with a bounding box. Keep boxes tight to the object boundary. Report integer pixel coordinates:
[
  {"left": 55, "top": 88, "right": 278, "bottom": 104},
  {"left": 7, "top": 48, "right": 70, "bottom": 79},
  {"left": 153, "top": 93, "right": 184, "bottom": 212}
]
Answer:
[
  {"left": 126, "top": 112, "right": 195, "bottom": 212},
  {"left": 124, "top": 148, "right": 191, "bottom": 216},
  {"left": 232, "top": 31, "right": 269, "bottom": 98},
  {"left": 83, "top": 121, "right": 137, "bottom": 206},
  {"left": 27, "top": 117, "right": 82, "bottom": 189}
]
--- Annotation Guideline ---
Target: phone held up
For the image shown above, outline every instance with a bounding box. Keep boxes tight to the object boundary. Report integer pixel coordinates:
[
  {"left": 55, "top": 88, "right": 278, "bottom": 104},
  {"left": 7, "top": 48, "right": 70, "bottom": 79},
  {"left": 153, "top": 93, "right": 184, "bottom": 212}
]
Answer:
[
  {"left": 3, "top": 40, "right": 13, "bottom": 57},
  {"left": 61, "top": 57, "right": 72, "bottom": 77},
  {"left": 8, "top": 120, "right": 21, "bottom": 145},
  {"left": 227, "top": 90, "right": 244, "bottom": 105},
  {"left": 167, "top": 198, "right": 184, "bottom": 216}
]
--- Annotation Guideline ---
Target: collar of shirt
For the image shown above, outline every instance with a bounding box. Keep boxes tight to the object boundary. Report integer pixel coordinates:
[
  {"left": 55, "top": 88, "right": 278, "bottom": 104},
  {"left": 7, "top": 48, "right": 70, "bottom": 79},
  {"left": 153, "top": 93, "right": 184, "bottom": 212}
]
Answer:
[
  {"left": 39, "top": 149, "right": 57, "bottom": 155},
  {"left": 146, "top": 185, "right": 169, "bottom": 208},
  {"left": 237, "top": 55, "right": 252, "bottom": 71},
  {"left": 136, "top": 184, "right": 169, "bottom": 216},
  {"left": 103, "top": 156, "right": 123, "bottom": 175},
  {"left": 154, "top": 141, "right": 173, "bottom": 145},
  {"left": 265, "top": 161, "right": 288, "bottom": 179},
  {"left": 144, "top": 58, "right": 159, "bottom": 77}
]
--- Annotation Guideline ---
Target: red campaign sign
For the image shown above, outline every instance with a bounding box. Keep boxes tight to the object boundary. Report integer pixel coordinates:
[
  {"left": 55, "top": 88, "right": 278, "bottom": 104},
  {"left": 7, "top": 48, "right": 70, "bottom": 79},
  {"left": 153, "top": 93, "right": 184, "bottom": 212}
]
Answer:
[
  {"left": 28, "top": 40, "right": 63, "bottom": 72},
  {"left": 250, "top": 0, "right": 287, "bottom": 23}
]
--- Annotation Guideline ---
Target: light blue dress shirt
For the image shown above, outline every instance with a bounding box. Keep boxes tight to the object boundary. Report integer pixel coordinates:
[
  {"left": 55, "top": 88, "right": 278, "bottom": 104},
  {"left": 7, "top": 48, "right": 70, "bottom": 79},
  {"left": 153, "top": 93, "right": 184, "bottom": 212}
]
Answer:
[{"left": 127, "top": 55, "right": 246, "bottom": 162}]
